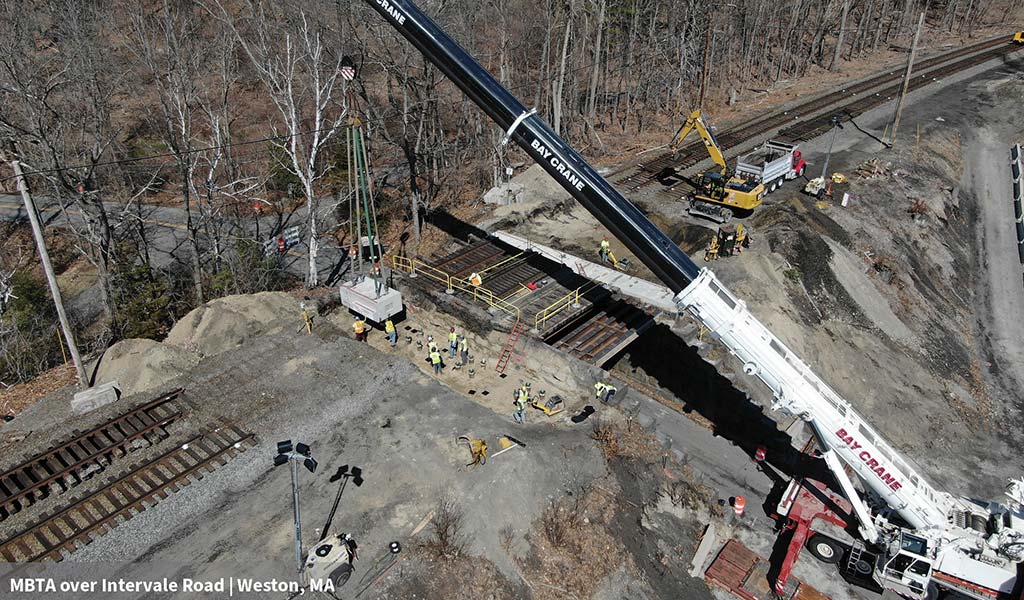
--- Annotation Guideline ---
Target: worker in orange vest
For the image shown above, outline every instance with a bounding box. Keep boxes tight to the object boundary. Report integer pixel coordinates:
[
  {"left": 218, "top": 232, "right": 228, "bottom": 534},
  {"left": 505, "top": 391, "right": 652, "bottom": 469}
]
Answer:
[
  {"left": 353, "top": 316, "right": 367, "bottom": 342},
  {"left": 277, "top": 236, "right": 287, "bottom": 253}
]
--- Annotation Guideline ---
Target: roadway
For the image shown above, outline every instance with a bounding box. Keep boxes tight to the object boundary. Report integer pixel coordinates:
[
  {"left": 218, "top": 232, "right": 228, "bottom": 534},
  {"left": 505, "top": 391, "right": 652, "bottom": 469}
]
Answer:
[{"left": 0, "top": 193, "right": 349, "bottom": 285}]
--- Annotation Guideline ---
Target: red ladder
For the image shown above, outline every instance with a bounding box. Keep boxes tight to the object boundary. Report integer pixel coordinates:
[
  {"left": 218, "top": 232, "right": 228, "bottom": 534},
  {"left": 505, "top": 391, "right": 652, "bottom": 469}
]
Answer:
[{"left": 495, "top": 318, "right": 526, "bottom": 374}]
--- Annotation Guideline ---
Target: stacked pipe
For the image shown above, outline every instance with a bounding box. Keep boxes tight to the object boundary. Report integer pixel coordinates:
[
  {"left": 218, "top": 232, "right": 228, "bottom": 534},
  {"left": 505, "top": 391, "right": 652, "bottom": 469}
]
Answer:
[{"left": 1013, "top": 145, "right": 1024, "bottom": 268}]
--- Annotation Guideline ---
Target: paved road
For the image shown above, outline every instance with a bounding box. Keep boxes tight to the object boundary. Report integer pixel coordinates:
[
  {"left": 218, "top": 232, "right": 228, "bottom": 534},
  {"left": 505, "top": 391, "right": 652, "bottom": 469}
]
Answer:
[{"left": 0, "top": 193, "right": 349, "bottom": 285}]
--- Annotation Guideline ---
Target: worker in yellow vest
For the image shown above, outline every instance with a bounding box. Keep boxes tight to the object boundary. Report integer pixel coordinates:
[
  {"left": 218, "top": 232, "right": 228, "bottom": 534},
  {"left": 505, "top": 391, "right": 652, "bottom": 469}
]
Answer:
[
  {"left": 427, "top": 336, "right": 438, "bottom": 354},
  {"left": 353, "top": 316, "right": 367, "bottom": 342},
  {"left": 513, "top": 383, "right": 530, "bottom": 423},
  {"left": 384, "top": 319, "right": 397, "bottom": 347},
  {"left": 595, "top": 381, "right": 617, "bottom": 404},
  {"left": 448, "top": 327, "right": 458, "bottom": 358},
  {"left": 599, "top": 238, "right": 611, "bottom": 263},
  {"left": 430, "top": 348, "right": 443, "bottom": 375}
]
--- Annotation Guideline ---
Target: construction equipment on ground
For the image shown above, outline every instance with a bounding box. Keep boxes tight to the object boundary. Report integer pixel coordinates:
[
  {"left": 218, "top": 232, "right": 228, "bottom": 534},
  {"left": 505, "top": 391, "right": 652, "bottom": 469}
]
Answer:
[
  {"left": 804, "top": 172, "right": 849, "bottom": 200},
  {"left": 370, "top": 3, "right": 1024, "bottom": 598},
  {"left": 667, "top": 109, "right": 766, "bottom": 223},
  {"left": 529, "top": 390, "right": 564, "bottom": 416},
  {"left": 735, "top": 140, "right": 807, "bottom": 193},
  {"left": 1014, "top": 31, "right": 1023, "bottom": 44},
  {"left": 456, "top": 435, "right": 487, "bottom": 466},
  {"left": 491, "top": 435, "right": 526, "bottom": 459}
]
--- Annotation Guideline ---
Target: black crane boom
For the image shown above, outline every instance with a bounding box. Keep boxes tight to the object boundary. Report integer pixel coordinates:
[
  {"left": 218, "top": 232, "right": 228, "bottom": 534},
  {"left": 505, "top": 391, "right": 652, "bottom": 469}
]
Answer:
[{"left": 363, "top": 0, "right": 701, "bottom": 292}]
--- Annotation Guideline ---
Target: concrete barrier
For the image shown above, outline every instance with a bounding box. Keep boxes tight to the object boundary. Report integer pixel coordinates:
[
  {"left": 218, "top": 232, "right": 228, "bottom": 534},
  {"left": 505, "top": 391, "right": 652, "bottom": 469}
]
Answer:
[
  {"left": 1014, "top": 145, "right": 1021, "bottom": 162},
  {"left": 1018, "top": 241, "right": 1024, "bottom": 265},
  {"left": 1015, "top": 200, "right": 1023, "bottom": 222},
  {"left": 1017, "top": 222, "right": 1024, "bottom": 243},
  {"left": 71, "top": 381, "right": 121, "bottom": 415}
]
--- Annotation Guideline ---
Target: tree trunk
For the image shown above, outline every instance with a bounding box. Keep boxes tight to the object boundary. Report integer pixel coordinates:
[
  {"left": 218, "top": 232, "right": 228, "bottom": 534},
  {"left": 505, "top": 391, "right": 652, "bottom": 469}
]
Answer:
[
  {"left": 831, "top": 0, "right": 851, "bottom": 70},
  {"left": 586, "top": 0, "right": 606, "bottom": 120}
]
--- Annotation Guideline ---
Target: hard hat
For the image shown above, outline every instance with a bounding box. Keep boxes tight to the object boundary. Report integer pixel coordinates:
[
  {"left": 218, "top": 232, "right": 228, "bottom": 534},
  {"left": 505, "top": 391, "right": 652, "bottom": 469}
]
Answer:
[
  {"left": 450, "top": 327, "right": 455, "bottom": 332},
  {"left": 459, "top": 335, "right": 465, "bottom": 340},
  {"left": 525, "top": 382, "right": 531, "bottom": 388},
  {"left": 427, "top": 335, "right": 433, "bottom": 341}
]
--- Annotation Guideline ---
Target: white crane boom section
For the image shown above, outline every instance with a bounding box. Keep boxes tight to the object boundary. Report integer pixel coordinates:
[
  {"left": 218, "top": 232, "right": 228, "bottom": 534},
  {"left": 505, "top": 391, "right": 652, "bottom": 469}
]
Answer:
[{"left": 676, "top": 269, "right": 959, "bottom": 532}]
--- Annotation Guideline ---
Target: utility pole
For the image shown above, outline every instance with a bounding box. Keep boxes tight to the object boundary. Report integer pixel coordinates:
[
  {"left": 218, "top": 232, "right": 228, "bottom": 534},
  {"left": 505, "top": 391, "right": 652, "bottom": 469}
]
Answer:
[
  {"left": 3, "top": 143, "right": 87, "bottom": 387},
  {"left": 890, "top": 12, "right": 925, "bottom": 145}
]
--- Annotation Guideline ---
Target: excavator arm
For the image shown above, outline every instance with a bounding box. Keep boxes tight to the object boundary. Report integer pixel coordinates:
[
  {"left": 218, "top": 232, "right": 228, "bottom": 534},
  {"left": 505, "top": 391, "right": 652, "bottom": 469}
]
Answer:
[{"left": 669, "top": 109, "right": 729, "bottom": 175}]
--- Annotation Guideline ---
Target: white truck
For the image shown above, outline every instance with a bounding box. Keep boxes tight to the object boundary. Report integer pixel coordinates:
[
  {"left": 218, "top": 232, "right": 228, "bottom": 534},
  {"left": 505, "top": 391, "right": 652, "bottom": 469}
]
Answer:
[{"left": 735, "top": 140, "right": 807, "bottom": 193}]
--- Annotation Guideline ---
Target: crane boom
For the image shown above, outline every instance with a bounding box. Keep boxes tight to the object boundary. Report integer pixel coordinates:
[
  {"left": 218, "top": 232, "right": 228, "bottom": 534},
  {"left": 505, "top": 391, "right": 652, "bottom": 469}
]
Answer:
[{"left": 364, "top": 2, "right": 1024, "bottom": 597}]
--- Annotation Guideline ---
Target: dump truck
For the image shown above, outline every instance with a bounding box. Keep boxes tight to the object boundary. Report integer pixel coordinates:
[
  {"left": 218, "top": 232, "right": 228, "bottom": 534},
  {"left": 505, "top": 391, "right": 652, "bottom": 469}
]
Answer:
[{"left": 735, "top": 140, "right": 807, "bottom": 193}]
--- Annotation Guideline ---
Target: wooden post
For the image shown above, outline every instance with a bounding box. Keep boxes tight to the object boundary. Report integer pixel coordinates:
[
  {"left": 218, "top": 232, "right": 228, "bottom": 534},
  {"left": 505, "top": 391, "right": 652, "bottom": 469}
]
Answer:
[
  {"left": 3, "top": 144, "right": 87, "bottom": 387},
  {"left": 890, "top": 12, "right": 925, "bottom": 145}
]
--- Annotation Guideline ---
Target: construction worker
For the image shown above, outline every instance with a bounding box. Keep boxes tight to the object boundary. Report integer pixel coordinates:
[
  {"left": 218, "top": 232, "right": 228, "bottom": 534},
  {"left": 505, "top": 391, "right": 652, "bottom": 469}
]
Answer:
[
  {"left": 469, "top": 272, "right": 482, "bottom": 286},
  {"left": 384, "top": 319, "right": 397, "bottom": 347},
  {"left": 353, "top": 316, "right": 367, "bottom": 342},
  {"left": 513, "top": 384, "right": 529, "bottom": 423},
  {"left": 427, "top": 336, "right": 438, "bottom": 354},
  {"left": 599, "top": 238, "right": 611, "bottom": 263},
  {"left": 430, "top": 347, "right": 443, "bottom": 375},
  {"left": 459, "top": 335, "right": 469, "bottom": 365},
  {"left": 448, "top": 327, "right": 458, "bottom": 359},
  {"left": 595, "top": 381, "right": 617, "bottom": 404}
]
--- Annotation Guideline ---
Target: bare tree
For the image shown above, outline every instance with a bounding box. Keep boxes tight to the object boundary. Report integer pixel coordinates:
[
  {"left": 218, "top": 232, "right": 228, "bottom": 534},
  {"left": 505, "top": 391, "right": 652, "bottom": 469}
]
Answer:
[
  {"left": 217, "top": 0, "right": 348, "bottom": 288},
  {"left": 128, "top": 0, "right": 209, "bottom": 303},
  {"left": 0, "top": 0, "right": 125, "bottom": 329}
]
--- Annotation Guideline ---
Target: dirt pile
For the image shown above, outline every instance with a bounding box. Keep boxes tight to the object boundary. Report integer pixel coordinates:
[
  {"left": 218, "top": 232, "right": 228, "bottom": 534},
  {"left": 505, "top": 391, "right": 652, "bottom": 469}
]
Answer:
[
  {"left": 165, "top": 291, "right": 301, "bottom": 357},
  {"left": 91, "top": 339, "right": 198, "bottom": 398}
]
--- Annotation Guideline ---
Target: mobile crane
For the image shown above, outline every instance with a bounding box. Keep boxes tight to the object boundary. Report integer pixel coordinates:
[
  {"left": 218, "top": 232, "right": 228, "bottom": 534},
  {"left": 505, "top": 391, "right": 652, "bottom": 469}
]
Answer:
[
  {"left": 665, "top": 109, "right": 765, "bottom": 223},
  {"left": 365, "top": 1, "right": 1024, "bottom": 598}
]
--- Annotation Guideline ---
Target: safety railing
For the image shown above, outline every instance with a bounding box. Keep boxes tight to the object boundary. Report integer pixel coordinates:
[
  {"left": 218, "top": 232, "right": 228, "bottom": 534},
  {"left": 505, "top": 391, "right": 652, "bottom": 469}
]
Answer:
[
  {"left": 535, "top": 285, "right": 589, "bottom": 330},
  {"left": 392, "top": 255, "right": 520, "bottom": 319},
  {"left": 450, "top": 275, "right": 521, "bottom": 319}
]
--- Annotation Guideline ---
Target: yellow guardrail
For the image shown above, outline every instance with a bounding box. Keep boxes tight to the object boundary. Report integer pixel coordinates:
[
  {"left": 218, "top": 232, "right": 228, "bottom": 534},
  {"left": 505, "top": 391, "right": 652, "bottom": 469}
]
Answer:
[
  {"left": 392, "top": 256, "right": 520, "bottom": 319},
  {"left": 535, "top": 285, "right": 587, "bottom": 330}
]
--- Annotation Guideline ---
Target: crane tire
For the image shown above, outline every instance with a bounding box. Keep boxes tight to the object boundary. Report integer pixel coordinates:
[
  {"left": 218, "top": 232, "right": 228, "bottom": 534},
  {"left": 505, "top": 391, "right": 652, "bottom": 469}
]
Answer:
[
  {"left": 924, "top": 581, "right": 940, "bottom": 600},
  {"left": 806, "top": 534, "right": 843, "bottom": 564}
]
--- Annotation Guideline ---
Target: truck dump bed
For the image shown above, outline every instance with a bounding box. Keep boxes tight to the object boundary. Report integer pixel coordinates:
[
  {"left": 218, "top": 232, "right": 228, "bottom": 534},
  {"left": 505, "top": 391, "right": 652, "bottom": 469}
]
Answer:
[{"left": 736, "top": 141, "right": 797, "bottom": 183}]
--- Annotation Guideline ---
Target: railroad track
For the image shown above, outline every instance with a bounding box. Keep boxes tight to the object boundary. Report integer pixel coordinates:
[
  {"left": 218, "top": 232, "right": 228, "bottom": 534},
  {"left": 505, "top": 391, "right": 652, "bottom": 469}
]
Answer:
[
  {"left": 612, "top": 36, "right": 1018, "bottom": 192},
  {"left": 0, "top": 388, "right": 186, "bottom": 521},
  {"left": 545, "top": 300, "right": 655, "bottom": 366},
  {"left": 0, "top": 425, "right": 255, "bottom": 562}
]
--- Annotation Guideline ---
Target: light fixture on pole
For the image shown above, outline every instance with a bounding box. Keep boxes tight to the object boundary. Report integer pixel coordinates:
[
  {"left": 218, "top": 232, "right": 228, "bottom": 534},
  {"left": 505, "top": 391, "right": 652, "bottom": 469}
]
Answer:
[{"left": 274, "top": 440, "right": 318, "bottom": 577}]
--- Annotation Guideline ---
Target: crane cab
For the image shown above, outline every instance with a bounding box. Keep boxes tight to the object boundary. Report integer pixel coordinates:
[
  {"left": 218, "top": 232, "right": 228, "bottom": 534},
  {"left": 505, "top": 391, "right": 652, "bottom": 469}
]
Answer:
[{"left": 878, "top": 533, "right": 935, "bottom": 600}]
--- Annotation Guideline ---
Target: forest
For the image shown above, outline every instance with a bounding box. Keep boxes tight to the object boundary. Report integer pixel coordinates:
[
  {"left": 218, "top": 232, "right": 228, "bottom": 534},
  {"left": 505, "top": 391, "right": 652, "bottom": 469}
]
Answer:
[{"left": 0, "top": 0, "right": 1014, "bottom": 385}]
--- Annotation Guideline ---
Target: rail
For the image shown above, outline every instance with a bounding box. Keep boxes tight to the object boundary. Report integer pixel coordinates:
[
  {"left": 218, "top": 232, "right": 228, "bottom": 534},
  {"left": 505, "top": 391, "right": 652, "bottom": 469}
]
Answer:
[
  {"left": 393, "top": 255, "right": 520, "bottom": 319},
  {"left": 535, "top": 285, "right": 587, "bottom": 330}
]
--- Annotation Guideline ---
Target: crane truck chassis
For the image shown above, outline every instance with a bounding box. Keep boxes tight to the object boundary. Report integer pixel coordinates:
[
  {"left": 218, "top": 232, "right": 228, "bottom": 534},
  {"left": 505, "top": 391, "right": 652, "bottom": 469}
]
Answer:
[{"left": 363, "top": 1, "right": 1024, "bottom": 597}]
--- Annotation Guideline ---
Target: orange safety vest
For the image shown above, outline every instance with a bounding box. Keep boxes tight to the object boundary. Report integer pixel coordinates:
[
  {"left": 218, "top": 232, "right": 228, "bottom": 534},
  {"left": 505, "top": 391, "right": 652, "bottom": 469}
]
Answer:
[{"left": 353, "top": 320, "right": 365, "bottom": 334}]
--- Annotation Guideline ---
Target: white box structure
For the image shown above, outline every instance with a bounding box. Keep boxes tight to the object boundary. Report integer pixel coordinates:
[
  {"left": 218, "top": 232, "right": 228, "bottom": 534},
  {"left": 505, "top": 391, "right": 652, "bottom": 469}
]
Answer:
[{"left": 339, "top": 277, "right": 403, "bottom": 322}]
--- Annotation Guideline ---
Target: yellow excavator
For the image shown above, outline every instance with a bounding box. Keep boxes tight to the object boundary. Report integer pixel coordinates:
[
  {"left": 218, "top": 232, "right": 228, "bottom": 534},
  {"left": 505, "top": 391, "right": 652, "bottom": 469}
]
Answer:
[
  {"left": 1015, "top": 31, "right": 1024, "bottom": 44},
  {"left": 667, "top": 109, "right": 765, "bottom": 223}
]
